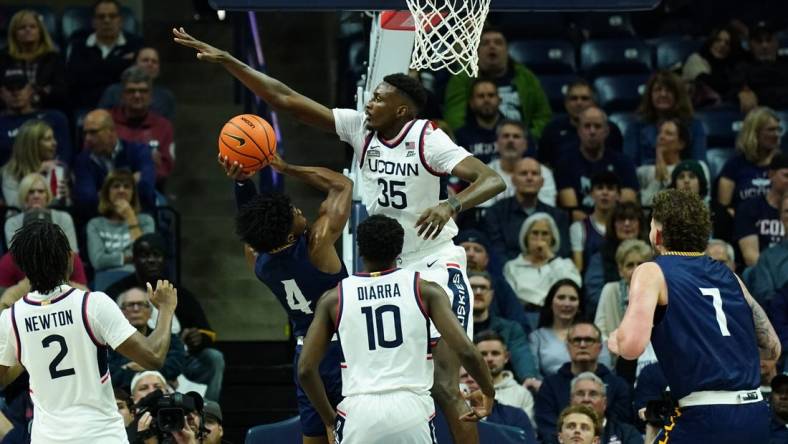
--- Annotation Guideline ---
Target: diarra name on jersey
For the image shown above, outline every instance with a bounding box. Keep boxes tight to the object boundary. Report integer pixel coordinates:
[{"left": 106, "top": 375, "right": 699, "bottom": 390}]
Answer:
[
  {"left": 357, "top": 283, "right": 402, "bottom": 301},
  {"left": 24, "top": 309, "right": 75, "bottom": 332}
]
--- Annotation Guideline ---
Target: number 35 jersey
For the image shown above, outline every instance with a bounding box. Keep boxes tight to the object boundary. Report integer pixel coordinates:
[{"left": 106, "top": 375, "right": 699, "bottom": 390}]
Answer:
[
  {"left": 0, "top": 286, "right": 137, "bottom": 443},
  {"left": 337, "top": 269, "right": 433, "bottom": 397}
]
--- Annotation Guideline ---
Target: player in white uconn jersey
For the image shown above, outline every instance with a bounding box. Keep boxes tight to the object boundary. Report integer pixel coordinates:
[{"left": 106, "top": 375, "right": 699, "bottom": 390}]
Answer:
[
  {"left": 299, "top": 215, "right": 495, "bottom": 444},
  {"left": 0, "top": 221, "right": 178, "bottom": 443}
]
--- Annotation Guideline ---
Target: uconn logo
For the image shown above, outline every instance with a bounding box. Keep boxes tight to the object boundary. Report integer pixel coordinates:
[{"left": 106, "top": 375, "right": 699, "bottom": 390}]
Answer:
[{"left": 367, "top": 159, "right": 420, "bottom": 177}]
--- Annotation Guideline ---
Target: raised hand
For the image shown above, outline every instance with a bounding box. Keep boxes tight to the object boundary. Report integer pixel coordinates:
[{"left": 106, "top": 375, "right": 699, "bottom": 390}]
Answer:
[
  {"left": 217, "top": 153, "right": 256, "bottom": 181},
  {"left": 147, "top": 280, "right": 177, "bottom": 312},
  {"left": 172, "top": 27, "right": 228, "bottom": 63}
]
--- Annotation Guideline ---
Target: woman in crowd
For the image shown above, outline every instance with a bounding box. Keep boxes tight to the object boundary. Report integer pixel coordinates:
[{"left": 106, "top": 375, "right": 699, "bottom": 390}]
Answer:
[{"left": 681, "top": 25, "right": 742, "bottom": 108}]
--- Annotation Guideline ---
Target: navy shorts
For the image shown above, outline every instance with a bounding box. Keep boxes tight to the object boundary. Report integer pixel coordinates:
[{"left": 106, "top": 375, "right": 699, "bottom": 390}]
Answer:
[
  {"left": 656, "top": 401, "right": 769, "bottom": 443},
  {"left": 294, "top": 341, "right": 344, "bottom": 437}
]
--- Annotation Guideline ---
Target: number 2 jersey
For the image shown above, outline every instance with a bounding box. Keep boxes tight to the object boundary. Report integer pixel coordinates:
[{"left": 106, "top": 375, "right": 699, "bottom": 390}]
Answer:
[
  {"left": 336, "top": 268, "right": 433, "bottom": 397},
  {"left": 333, "top": 109, "right": 472, "bottom": 257},
  {"left": 651, "top": 255, "right": 760, "bottom": 400},
  {"left": 0, "top": 286, "right": 137, "bottom": 443}
]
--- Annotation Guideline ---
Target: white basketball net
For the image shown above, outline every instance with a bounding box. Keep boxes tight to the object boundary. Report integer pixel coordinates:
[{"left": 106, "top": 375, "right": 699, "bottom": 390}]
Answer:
[{"left": 405, "top": 0, "right": 491, "bottom": 77}]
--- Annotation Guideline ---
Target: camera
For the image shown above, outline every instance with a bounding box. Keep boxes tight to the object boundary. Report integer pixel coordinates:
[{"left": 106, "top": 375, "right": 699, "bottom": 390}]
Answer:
[
  {"left": 133, "top": 390, "right": 204, "bottom": 442},
  {"left": 643, "top": 392, "right": 676, "bottom": 427}
]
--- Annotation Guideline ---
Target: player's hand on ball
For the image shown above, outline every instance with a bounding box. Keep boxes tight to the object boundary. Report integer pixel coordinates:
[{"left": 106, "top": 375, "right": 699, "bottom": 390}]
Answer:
[
  {"left": 415, "top": 203, "right": 454, "bottom": 240},
  {"left": 460, "top": 389, "right": 493, "bottom": 422},
  {"left": 268, "top": 154, "right": 287, "bottom": 172},
  {"left": 148, "top": 280, "right": 178, "bottom": 312},
  {"left": 172, "top": 27, "right": 227, "bottom": 63},
  {"left": 217, "top": 154, "right": 256, "bottom": 181}
]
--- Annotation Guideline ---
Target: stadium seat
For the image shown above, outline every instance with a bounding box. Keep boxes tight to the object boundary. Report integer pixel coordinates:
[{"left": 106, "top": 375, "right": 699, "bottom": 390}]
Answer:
[
  {"left": 580, "top": 39, "right": 653, "bottom": 78},
  {"left": 508, "top": 39, "right": 576, "bottom": 74},
  {"left": 538, "top": 74, "right": 578, "bottom": 113},
  {"left": 61, "top": 6, "right": 139, "bottom": 43},
  {"left": 488, "top": 11, "right": 567, "bottom": 39},
  {"left": 695, "top": 110, "right": 743, "bottom": 148},
  {"left": 575, "top": 12, "right": 636, "bottom": 38},
  {"left": 652, "top": 37, "right": 701, "bottom": 70},
  {"left": 706, "top": 147, "right": 736, "bottom": 180},
  {"left": 245, "top": 416, "right": 301, "bottom": 444},
  {"left": 609, "top": 112, "right": 639, "bottom": 140},
  {"left": 594, "top": 74, "right": 649, "bottom": 113}
]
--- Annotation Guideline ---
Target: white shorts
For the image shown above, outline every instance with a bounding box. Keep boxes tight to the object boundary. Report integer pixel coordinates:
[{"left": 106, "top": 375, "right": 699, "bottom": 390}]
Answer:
[
  {"left": 398, "top": 243, "right": 473, "bottom": 340},
  {"left": 335, "top": 392, "right": 437, "bottom": 444}
]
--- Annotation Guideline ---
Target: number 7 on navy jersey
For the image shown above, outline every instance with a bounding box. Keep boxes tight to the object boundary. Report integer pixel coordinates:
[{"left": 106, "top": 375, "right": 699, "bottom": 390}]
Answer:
[{"left": 700, "top": 288, "right": 731, "bottom": 336}]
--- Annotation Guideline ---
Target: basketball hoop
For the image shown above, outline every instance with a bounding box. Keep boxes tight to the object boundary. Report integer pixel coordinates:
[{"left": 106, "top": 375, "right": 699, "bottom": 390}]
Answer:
[{"left": 402, "top": 0, "right": 491, "bottom": 77}]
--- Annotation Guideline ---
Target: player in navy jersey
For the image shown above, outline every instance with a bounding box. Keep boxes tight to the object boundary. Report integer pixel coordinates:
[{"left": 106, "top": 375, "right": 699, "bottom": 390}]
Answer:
[
  {"left": 609, "top": 189, "right": 781, "bottom": 443},
  {"left": 226, "top": 154, "right": 352, "bottom": 444}
]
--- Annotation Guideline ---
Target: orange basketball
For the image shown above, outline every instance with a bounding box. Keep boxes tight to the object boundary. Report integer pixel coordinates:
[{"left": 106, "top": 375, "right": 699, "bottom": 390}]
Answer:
[{"left": 218, "top": 114, "right": 277, "bottom": 174}]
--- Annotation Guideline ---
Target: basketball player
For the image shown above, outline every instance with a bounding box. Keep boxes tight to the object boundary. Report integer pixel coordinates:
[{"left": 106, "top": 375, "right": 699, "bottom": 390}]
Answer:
[
  {"left": 0, "top": 220, "right": 178, "bottom": 443},
  {"left": 608, "top": 189, "right": 780, "bottom": 443},
  {"left": 175, "top": 27, "right": 505, "bottom": 442},
  {"left": 299, "top": 215, "right": 494, "bottom": 443},
  {"left": 226, "top": 153, "right": 351, "bottom": 443}
]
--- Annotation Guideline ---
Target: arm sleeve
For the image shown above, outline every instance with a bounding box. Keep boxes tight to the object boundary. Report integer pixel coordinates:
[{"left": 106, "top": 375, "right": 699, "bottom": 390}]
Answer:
[
  {"left": 569, "top": 221, "right": 585, "bottom": 253},
  {"left": 332, "top": 108, "right": 368, "bottom": 158},
  {"left": 88, "top": 291, "right": 138, "bottom": 349},
  {"left": 87, "top": 218, "right": 124, "bottom": 270},
  {"left": 537, "top": 166, "right": 557, "bottom": 207},
  {"left": 0, "top": 310, "right": 17, "bottom": 366},
  {"left": 422, "top": 126, "right": 472, "bottom": 174}
]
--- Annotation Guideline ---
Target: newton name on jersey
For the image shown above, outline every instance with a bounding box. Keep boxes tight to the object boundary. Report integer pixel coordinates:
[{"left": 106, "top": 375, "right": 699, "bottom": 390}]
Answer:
[{"left": 24, "top": 310, "right": 74, "bottom": 332}]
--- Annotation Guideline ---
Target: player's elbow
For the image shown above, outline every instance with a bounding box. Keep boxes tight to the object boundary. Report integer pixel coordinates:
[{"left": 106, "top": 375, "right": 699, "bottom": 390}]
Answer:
[
  {"left": 489, "top": 172, "right": 506, "bottom": 196},
  {"left": 618, "top": 334, "right": 646, "bottom": 360},
  {"left": 297, "top": 359, "right": 317, "bottom": 386}
]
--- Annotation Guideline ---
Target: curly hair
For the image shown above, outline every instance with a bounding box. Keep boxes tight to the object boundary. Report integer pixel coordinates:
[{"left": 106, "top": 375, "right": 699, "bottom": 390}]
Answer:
[
  {"left": 10, "top": 220, "right": 71, "bottom": 293},
  {"left": 652, "top": 189, "right": 711, "bottom": 252},
  {"left": 383, "top": 73, "right": 428, "bottom": 116},
  {"left": 356, "top": 215, "right": 404, "bottom": 265},
  {"left": 235, "top": 192, "right": 294, "bottom": 253},
  {"left": 637, "top": 70, "right": 694, "bottom": 123},
  {"left": 537, "top": 279, "right": 585, "bottom": 328}
]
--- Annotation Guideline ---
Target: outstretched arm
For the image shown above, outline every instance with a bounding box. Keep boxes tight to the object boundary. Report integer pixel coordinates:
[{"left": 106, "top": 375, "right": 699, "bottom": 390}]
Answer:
[
  {"left": 610, "top": 262, "right": 662, "bottom": 360},
  {"left": 173, "top": 27, "right": 335, "bottom": 132},
  {"left": 737, "top": 275, "right": 781, "bottom": 362}
]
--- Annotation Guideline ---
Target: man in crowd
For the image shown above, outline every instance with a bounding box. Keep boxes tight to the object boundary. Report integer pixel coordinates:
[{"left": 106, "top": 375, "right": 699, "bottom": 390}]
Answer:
[
  {"left": 706, "top": 238, "right": 737, "bottom": 272},
  {"left": 100, "top": 47, "right": 176, "bottom": 120},
  {"left": 454, "top": 78, "right": 506, "bottom": 164},
  {"left": 567, "top": 372, "right": 642, "bottom": 444}
]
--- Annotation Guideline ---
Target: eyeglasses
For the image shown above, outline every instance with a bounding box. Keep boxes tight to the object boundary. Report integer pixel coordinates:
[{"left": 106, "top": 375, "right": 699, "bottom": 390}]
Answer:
[
  {"left": 121, "top": 301, "right": 150, "bottom": 310},
  {"left": 569, "top": 336, "right": 599, "bottom": 346},
  {"left": 471, "top": 285, "right": 491, "bottom": 292}
]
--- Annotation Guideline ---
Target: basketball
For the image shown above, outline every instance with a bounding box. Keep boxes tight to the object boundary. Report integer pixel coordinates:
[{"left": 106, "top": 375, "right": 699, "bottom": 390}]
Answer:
[{"left": 218, "top": 114, "right": 277, "bottom": 174}]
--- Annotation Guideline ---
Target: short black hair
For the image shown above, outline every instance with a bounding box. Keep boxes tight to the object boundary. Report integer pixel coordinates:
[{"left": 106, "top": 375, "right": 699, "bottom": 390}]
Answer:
[
  {"left": 590, "top": 170, "right": 620, "bottom": 189},
  {"left": 235, "top": 193, "right": 294, "bottom": 253},
  {"left": 474, "top": 329, "right": 506, "bottom": 347},
  {"left": 470, "top": 77, "right": 497, "bottom": 95},
  {"left": 93, "top": 0, "right": 121, "bottom": 14},
  {"left": 356, "top": 215, "right": 403, "bottom": 265},
  {"left": 383, "top": 73, "right": 427, "bottom": 116},
  {"left": 10, "top": 221, "right": 71, "bottom": 293}
]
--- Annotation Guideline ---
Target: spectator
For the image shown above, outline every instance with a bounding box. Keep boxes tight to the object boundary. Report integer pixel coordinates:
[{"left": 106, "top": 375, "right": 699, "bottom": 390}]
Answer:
[
  {"left": 734, "top": 153, "right": 788, "bottom": 267},
  {"left": 765, "top": 286, "right": 788, "bottom": 355},
  {"left": 105, "top": 233, "right": 225, "bottom": 402},
  {"left": 114, "top": 388, "right": 133, "bottom": 427},
  {"left": 503, "top": 212, "right": 581, "bottom": 312},
  {"left": 670, "top": 159, "right": 710, "bottom": 203},
  {"left": 568, "top": 372, "right": 643, "bottom": 444},
  {"left": 483, "top": 120, "right": 556, "bottom": 208},
  {"left": 595, "top": 239, "right": 653, "bottom": 340},
  {"left": 0, "top": 69, "right": 72, "bottom": 166},
  {"left": 443, "top": 25, "right": 552, "bottom": 139},
  {"left": 0, "top": 10, "right": 67, "bottom": 109},
  {"left": 623, "top": 70, "right": 706, "bottom": 167},
  {"left": 109, "top": 289, "right": 185, "bottom": 392},
  {"left": 556, "top": 405, "right": 602, "bottom": 444},
  {"left": 2, "top": 120, "right": 69, "bottom": 207},
  {"left": 87, "top": 170, "right": 155, "bottom": 288},
  {"left": 202, "top": 401, "right": 225, "bottom": 444},
  {"left": 632, "top": 362, "right": 669, "bottom": 444},
  {"left": 556, "top": 106, "right": 638, "bottom": 222},
  {"left": 74, "top": 109, "right": 156, "bottom": 219},
  {"left": 539, "top": 79, "right": 624, "bottom": 168},
  {"left": 771, "top": 374, "right": 788, "bottom": 444},
  {"left": 485, "top": 157, "right": 570, "bottom": 261},
  {"left": 535, "top": 322, "right": 633, "bottom": 443},
  {"left": 706, "top": 238, "right": 736, "bottom": 272},
  {"left": 110, "top": 66, "right": 175, "bottom": 186},
  {"left": 569, "top": 171, "right": 620, "bottom": 272},
  {"left": 745, "top": 191, "right": 788, "bottom": 304},
  {"left": 732, "top": 22, "right": 788, "bottom": 113},
  {"left": 129, "top": 370, "right": 168, "bottom": 404},
  {"left": 99, "top": 47, "right": 176, "bottom": 120},
  {"left": 718, "top": 107, "right": 780, "bottom": 215},
  {"left": 454, "top": 78, "right": 505, "bottom": 164},
  {"left": 530, "top": 280, "right": 613, "bottom": 381},
  {"left": 66, "top": 0, "right": 142, "bottom": 109},
  {"left": 682, "top": 25, "right": 743, "bottom": 108},
  {"left": 474, "top": 330, "right": 535, "bottom": 421},
  {"left": 4, "top": 173, "right": 78, "bottom": 252},
  {"left": 471, "top": 274, "right": 537, "bottom": 380},
  {"left": 637, "top": 118, "right": 710, "bottom": 207}
]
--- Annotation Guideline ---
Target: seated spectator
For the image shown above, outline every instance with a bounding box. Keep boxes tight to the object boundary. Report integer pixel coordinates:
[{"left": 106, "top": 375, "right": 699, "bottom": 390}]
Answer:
[
  {"left": 556, "top": 107, "right": 638, "bottom": 222},
  {"left": 202, "top": 401, "right": 225, "bottom": 444},
  {"left": 113, "top": 388, "right": 133, "bottom": 427},
  {"left": 535, "top": 322, "right": 633, "bottom": 443},
  {"left": 766, "top": 286, "right": 788, "bottom": 354},
  {"left": 5, "top": 174, "right": 78, "bottom": 252},
  {"left": 556, "top": 405, "right": 602, "bottom": 444},
  {"left": 503, "top": 212, "right": 581, "bottom": 310},
  {"left": 472, "top": 276, "right": 537, "bottom": 381},
  {"left": 87, "top": 170, "right": 155, "bottom": 288},
  {"left": 66, "top": 0, "right": 142, "bottom": 109},
  {"left": 443, "top": 25, "right": 551, "bottom": 139},
  {"left": 109, "top": 289, "right": 185, "bottom": 392},
  {"left": 110, "top": 66, "right": 175, "bottom": 186},
  {"left": 539, "top": 79, "right": 624, "bottom": 168},
  {"left": 732, "top": 22, "right": 788, "bottom": 113},
  {"left": 568, "top": 372, "right": 643, "bottom": 444},
  {"left": 99, "top": 47, "right": 176, "bottom": 120},
  {"left": 485, "top": 157, "right": 570, "bottom": 261},
  {"left": 682, "top": 25, "right": 743, "bottom": 109},
  {"left": 718, "top": 107, "right": 780, "bottom": 215},
  {"left": 584, "top": 201, "right": 646, "bottom": 314},
  {"left": 570, "top": 171, "right": 620, "bottom": 271},
  {"left": 530, "top": 280, "right": 613, "bottom": 382},
  {"left": 474, "top": 331, "right": 535, "bottom": 421},
  {"left": 105, "top": 233, "right": 225, "bottom": 401},
  {"left": 637, "top": 118, "right": 710, "bottom": 207},
  {"left": 2, "top": 121, "right": 69, "bottom": 207},
  {"left": 745, "top": 191, "right": 788, "bottom": 304},
  {"left": 453, "top": 78, "right": 505, "bottom": 164},
  {"left": 0, "top": 69, "right": 72, "bottom": 166},
  {"left": 706, "top": 238, "right": 736, "bottom": 271},
  {"left": 74, "top": 109, "right": 156, "bottom": 219},
  {"left": 623, "top": 70, "right": 707, "bottom": 167},
  {"left": 0, "top": 10, "right": 67, "bottom": 110},
  {"left": 670, "top": 159, "right": 710, "bottom": 204},
  {"left": 595, "top": 239, "right": 653, "bottom": 340},
  {"left": 771, "top": 374, "right": 788, "bottom": 443},
  {"left": 734, "top": 153, "right": 788, "bottom": 267}
]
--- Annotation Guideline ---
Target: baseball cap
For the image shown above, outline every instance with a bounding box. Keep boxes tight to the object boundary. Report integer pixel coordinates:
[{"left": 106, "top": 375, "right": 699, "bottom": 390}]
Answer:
[
  {"left": 1, "top": 69, "right": 28, "bottom": 91},
  {"left": 454, "top": 229, "right": 491, "bottom": 252},
  {"left": 772, "top": 373, "right": 788, "bottom": 391},
  {"left": 203, "top": 400, "right": 223, "bottom": 424}
]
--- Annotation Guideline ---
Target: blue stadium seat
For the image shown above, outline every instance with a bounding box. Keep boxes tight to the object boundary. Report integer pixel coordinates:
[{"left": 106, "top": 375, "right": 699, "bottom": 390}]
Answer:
[
  {"left": 0, "top": 6, "right": 57, "bottom": 47},
  {"left": 580, "top": 39, "right": 653, "bottom": 78},
  {"left": 245, "top": 416, "right": 301, "bottom": 444},
  {"left": 508, "top": 40, "right": 576, "bottom": 75},
  {"left": 695, "top": 110, "right": 742, "bottom": 148},
  {"left": 609, "top": 112, "right": 639, "bottom": 140},
  {"left": 488, "top": 11, "right": 567, "bottom": 39},
  {"left": 61, "top": 6, "right": 139, "bottom": 43},
  {"left": 538, "top": 74, "right": 578, "bottom": 114},
  {"left": 652, "top": 37, "right": 701, "bottom": 70},
  {"left": 594, "top": 74, "right": 649, "bottom": 113},
  {"left": 706, "top": 147, "right": 736, "bottom": 181},
  {"left": 575, "top": 12, "right": 636, "bottom": 38}
]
